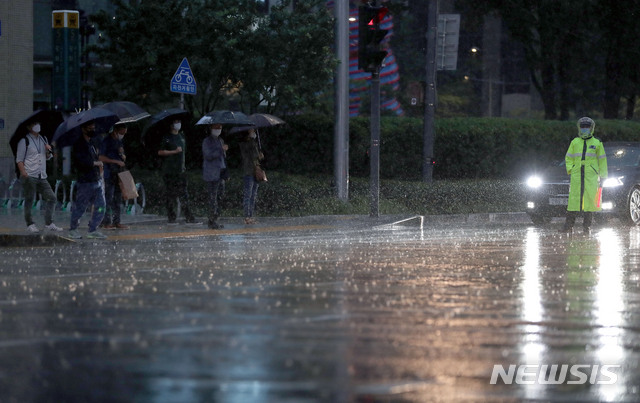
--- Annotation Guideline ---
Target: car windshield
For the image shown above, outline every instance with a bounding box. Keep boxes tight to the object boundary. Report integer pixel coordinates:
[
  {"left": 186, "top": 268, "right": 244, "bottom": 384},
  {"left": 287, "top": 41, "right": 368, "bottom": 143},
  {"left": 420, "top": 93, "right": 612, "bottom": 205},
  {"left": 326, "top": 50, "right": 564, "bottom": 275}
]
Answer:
[{"left": 606, "top": 146, "right": 640, "bottom": 167}]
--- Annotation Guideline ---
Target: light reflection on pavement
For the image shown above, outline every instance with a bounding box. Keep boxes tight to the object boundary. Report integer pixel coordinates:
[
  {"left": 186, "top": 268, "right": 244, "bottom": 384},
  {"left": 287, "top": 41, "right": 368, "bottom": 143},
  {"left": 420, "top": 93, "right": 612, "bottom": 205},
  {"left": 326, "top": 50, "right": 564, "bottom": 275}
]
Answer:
[{"left": 1, "top": 221, "right": 639, "bottom": 402}]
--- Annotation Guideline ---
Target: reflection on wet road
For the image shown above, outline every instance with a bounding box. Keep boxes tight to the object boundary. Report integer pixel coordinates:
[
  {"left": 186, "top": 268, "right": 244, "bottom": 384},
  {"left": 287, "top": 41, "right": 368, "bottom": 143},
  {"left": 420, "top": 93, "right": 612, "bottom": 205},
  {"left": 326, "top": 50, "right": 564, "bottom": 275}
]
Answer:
[{"left": 1, "top": 222, "right": 639, "bottom": 402}]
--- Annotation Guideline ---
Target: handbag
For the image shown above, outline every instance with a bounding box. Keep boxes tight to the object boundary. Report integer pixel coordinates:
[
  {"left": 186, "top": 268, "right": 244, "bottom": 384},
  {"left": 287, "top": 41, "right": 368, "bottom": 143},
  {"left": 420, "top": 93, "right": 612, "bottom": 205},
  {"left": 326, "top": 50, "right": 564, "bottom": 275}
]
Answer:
[
  {"left": 254, "top": 165, "right": 267, "bottom": 182},
  {"left": 118, "top": 170, "right": 139, "bottom": 200}
]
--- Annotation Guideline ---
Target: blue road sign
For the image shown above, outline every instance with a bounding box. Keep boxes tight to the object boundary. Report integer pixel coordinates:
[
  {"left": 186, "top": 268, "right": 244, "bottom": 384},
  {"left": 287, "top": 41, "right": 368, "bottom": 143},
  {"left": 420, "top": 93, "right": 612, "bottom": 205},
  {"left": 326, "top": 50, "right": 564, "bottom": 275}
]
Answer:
[{"left": 170, "top": 58, "right": 197, "bottom": 95}]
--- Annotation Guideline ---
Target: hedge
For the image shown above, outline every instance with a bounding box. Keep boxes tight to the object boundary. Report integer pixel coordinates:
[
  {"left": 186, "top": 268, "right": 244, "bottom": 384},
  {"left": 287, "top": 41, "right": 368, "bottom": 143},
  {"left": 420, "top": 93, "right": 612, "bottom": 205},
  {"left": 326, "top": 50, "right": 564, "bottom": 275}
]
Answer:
[{"left": 262, "top": 115, "right": 640, "bottom": 180}]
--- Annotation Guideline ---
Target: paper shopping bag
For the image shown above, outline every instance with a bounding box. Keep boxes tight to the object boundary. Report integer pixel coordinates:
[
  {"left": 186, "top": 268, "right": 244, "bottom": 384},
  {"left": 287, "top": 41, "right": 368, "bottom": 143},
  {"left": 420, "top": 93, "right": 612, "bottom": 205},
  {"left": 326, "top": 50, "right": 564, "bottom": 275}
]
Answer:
[{"left": 118, "top": 170, "right": 139, "bottom": 200}]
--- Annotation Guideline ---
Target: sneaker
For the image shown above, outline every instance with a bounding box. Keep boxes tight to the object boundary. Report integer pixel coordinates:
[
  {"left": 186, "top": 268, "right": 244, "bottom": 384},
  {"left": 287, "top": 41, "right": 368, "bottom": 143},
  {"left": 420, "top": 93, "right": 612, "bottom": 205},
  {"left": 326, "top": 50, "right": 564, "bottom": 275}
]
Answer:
[
  {"left": 68, "top": 229, "right": 82, "bottom": 239},
  {"left": 114, "top": 224, "right": 129, "bottom": 230},
  {"left": 45, "top": 223, "right": 63, "bottom": 232},
  {"left": 244, "top": 217, "right": 257, "bottom": 225},
  {"left": 27, "top": 224, "right": 40, "bottom": 233},
  {"left": 208, "top": 222, "right": 224, "bottom": 229},
  {"left": 185, "top": 219, "right": 203, "bottom": 225},
  {"left": 102, "top": 224, "right": 115, "bottom": 230},
  {"left": 86, "top": 231, "right": 107, "bottom": 239}
]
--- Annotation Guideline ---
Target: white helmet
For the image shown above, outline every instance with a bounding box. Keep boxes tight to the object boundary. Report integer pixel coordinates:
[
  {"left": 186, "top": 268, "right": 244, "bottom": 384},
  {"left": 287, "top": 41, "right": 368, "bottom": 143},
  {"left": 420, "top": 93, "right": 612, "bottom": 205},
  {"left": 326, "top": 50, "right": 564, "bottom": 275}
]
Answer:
[{"left": 577, "top": 117, "right": 595, "bottom": 139}]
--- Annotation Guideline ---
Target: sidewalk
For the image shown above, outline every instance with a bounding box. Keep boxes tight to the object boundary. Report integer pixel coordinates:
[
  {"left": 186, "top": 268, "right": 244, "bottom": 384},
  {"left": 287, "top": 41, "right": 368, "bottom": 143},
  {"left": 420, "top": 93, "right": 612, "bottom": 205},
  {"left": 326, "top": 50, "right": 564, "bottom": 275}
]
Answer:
[{"left": 0, "top": 207, "right": 533, "bottom": 246}]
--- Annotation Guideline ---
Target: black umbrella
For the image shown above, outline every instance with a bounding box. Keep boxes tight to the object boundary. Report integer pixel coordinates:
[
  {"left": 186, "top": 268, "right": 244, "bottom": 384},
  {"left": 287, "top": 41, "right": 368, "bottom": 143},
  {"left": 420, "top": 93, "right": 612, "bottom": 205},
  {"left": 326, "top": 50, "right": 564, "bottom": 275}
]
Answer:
[
  {"left": 97, "top": 101, "right": 150, "bottom": 124},
  {"left": 52, "top": 107, "right": 120, "bottom": 148},
  {"left": 196, "top": 110, "right": 253, "bottom": 127},
  {"left": 228, "top": 113, "right": 285, "bottom": 134},
  {"left": 10, "top": 109, "right": 65, "bottom": 158},
  {"left": 141, "top": 108, "right": 190, "bottom": 148}
]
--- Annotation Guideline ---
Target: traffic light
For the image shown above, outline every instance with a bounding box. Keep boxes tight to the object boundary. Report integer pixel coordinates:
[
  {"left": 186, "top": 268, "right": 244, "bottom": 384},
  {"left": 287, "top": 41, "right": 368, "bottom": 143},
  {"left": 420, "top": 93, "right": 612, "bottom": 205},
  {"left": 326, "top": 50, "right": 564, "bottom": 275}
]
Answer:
[{"left": 358, "top": 4, "right": 389, "bottom": 72}]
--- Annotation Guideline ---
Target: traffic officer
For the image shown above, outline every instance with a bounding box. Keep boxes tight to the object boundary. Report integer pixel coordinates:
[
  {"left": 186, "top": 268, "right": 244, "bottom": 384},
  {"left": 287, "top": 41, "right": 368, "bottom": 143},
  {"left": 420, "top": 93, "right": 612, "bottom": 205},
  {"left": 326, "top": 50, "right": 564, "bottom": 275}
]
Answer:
[{"left": 559, "top": 117, "right": 608, "bottom": 234}]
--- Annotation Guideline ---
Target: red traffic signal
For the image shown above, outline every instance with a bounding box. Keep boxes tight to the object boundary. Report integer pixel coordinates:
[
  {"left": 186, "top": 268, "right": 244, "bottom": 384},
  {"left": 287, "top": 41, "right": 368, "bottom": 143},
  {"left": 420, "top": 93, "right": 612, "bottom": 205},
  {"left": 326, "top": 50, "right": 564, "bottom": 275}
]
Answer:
[
  {"left": 358, "top": 5, "right": 390, "bottom": 72},
  {"left": 365, "top": 6, "right": 388, "bottom": 26}
]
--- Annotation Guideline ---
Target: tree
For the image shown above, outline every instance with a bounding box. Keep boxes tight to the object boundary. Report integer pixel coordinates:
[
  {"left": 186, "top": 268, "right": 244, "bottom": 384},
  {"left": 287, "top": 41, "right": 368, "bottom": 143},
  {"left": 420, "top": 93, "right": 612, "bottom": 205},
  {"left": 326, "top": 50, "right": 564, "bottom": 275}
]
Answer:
[
  {"left": 89, "top": 0, "right": 336, "bottom": 117},
  {"left": 595, "top": 0, "right": 640, "bottom": 119}
]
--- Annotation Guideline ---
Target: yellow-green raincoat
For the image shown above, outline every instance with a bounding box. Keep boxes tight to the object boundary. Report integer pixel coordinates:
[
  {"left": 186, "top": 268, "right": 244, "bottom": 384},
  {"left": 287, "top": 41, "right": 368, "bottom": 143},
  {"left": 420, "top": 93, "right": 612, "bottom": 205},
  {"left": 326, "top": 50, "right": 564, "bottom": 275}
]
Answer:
[{"left": 564, "top": 137, "right": 608, "bottom": 212}]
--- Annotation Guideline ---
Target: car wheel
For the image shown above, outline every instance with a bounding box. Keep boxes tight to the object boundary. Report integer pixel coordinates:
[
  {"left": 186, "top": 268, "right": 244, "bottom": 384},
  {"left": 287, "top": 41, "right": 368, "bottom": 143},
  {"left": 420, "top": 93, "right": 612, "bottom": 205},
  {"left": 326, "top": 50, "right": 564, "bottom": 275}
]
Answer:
[
  {"left": 623, "top": 187, "right": 640, "bottom": 225},
  {"left": 527, "top": 213, "right": 550, "bottom": 226}
]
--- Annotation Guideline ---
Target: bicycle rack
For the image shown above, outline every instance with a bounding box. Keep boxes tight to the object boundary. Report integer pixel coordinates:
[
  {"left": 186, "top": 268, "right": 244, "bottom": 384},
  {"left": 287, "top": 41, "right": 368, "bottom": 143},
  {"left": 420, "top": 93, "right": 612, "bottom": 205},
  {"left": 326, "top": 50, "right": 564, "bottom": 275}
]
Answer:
[
  {"left": 2, "top": 178, "right": 24, "bottom": 209},
  {"left": 62, "top": 180, "right": 77, "bottom": 211},
  {"left": 53, "top": 179, "right": 67, "bottom": 211},
  {"left": 125, "top": 183, "right": 146, "bottom": 215}
]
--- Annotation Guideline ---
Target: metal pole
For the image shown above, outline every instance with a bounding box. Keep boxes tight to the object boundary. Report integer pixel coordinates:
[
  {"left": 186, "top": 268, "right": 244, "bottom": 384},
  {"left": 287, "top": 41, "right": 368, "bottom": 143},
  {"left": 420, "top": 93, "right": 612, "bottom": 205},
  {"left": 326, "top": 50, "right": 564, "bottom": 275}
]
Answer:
[
  {"left": 334, "top": 0, "right": 349, "bottom": 201},
  {"left": 369, "top": 0, "right": 382, "bottom": 217},
  {"left": 370, "top": 68, "right": 381, "bottom": 218},
  {"left": 422, "top": 0, "right": 438, "bottom": 182}
]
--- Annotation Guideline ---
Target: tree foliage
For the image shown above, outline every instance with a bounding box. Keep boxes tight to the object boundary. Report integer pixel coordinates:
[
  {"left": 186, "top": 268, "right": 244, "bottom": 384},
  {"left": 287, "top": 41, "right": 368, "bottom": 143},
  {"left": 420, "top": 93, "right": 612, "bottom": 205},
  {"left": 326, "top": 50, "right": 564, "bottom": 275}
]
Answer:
[
  {"left": 455, "top": 0, "right": 640, "bottom": 120},
  {"left": 89, "top": 0, "right": 336, "bottom": 117}
]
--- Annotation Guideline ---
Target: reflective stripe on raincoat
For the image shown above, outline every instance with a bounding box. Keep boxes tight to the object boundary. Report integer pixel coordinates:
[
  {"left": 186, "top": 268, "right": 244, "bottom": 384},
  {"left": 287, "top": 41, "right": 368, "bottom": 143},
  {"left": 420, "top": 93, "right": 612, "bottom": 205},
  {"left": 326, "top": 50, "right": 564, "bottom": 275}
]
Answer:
[{"left": 565, "top": 136, "right": 608, "bottom": 212}]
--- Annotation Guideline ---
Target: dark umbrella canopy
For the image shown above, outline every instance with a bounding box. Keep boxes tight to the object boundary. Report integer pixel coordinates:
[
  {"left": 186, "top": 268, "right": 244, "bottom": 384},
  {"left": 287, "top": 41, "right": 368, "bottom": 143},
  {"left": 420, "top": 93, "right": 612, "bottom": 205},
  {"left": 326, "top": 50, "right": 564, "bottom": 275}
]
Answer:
[
  {"left": 97, "top": 101, "right": 150, "bottom": 123},
  {"left": 52, "top": 107, "right": 120, "bottom": 148},
  {"left": 141, "top": 108, "right": 190, "bottom": 148},
  {"left": 10, "top": 110, "right": 65, "bottom": 158},
  {"left": 196, "top": 110, "right": 253, "bottom": 127},
  {"left": 228, "top": 113, "right": 285, "bottom": 134}
]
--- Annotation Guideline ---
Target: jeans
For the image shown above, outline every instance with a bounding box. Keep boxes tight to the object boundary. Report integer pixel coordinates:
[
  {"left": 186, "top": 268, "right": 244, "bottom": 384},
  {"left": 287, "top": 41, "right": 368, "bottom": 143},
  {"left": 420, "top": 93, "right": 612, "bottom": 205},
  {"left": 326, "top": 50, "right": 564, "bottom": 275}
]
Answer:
[
  {"left": 21, "top": 176, "right": 56, "bottom": 226},
  {"left": 103, "top": 175, "right": 122, "bottom": 225},
  {"left": 207, "top": 179, "right": 225, "bottom": 222},
  {"left": 70, "top": 181, "right": 106, "bottom": 232},
  {"left": 243, "top": 175, "right": 259, "bottom": 218}
]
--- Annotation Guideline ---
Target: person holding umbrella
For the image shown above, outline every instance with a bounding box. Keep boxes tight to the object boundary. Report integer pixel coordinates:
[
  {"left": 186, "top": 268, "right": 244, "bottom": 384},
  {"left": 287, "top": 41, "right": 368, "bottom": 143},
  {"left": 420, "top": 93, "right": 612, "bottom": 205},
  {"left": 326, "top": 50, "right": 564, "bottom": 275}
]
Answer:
[
  {"left": 202, "top": 123, "right": 228, "bottom": 229},
  {"left": 14, "top": 117, "right": 63, "bottom": 233},
  {"left": 68, "top": 122, "right": 108, "bottom": 240},
  {"left": 157, "top": 118, "right": 200, "bottom": 225},
  {"left": 98, "top": 122, "right": 129, "bottom": 230},
  {"left": 239, "top": 128, "right": 264, "bottom": 224}
]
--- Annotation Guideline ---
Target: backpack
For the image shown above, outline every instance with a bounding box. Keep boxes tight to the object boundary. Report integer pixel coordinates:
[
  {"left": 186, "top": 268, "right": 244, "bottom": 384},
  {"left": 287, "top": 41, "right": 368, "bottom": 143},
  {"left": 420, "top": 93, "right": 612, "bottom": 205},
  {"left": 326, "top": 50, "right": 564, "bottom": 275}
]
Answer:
[{"left": 11, "top": 135, "right": 49, "bottom": 179}]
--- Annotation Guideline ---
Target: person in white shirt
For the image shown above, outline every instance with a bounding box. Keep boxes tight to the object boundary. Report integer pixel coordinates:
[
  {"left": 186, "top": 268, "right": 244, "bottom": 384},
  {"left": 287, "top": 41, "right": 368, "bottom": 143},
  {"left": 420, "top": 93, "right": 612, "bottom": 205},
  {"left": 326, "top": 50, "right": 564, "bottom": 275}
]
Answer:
[{"left": 15, "top": 119, "right": 63, "bottom": 233}]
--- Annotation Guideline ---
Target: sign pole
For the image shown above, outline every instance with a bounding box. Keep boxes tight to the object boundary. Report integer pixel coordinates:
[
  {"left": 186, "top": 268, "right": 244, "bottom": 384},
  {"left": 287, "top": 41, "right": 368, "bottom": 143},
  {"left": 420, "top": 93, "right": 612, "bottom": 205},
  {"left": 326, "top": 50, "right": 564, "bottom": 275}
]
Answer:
[{"left": 422, "top": 0, "right": 438, "bottom": 182}]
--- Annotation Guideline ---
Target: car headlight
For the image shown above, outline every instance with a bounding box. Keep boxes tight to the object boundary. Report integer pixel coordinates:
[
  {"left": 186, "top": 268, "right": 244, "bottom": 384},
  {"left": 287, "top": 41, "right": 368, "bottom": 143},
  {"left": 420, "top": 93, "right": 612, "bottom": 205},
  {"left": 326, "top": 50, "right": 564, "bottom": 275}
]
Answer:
[
  {"left": 526, "top": 175, "right": 543, "bottom": 188},
  {"left": 602, "top": 176, "right": 624, "bottom": 188}
]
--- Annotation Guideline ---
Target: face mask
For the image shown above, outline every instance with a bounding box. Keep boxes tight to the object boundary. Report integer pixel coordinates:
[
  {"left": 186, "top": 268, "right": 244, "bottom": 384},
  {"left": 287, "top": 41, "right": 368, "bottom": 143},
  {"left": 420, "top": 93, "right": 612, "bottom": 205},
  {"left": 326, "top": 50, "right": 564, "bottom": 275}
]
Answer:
[
  {"left": 117, "top": 134, "right": 125, "bottom": 141},
  {"left": 211, "top": 129, "right": 222, "bottom": 137},
  {"left": 32, "top": 124, "right": 41, "bottom": 133},
  {"left": 173, "top": 122, "right": 182, "bottom": 131},
  {"left": 249, "top": 131, "right": 257, "bottom": 139}
]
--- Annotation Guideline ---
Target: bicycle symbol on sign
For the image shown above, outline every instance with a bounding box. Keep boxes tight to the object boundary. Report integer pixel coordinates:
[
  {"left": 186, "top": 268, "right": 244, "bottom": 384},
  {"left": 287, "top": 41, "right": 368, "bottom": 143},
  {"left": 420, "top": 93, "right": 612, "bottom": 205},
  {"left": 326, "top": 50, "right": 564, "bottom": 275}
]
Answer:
[{"left": 173, "top": 69, "right": 193, "bottom": 84}]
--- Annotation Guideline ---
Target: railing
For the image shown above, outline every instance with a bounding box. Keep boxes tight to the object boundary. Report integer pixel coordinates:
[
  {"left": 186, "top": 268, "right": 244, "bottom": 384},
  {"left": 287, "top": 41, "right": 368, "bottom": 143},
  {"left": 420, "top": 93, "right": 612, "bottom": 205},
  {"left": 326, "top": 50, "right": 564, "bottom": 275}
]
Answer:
[{"left": 2, "top": 178, "right": 146, "bottom": 215}]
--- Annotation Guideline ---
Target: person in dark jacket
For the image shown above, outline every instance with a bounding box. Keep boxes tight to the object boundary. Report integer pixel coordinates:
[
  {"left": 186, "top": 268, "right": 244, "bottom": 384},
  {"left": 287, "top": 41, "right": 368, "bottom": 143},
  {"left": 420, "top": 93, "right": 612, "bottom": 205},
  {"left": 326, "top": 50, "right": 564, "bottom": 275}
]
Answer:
[
  {"left": 157, "top": 118, "right": 200, "bottom": 225},
  {"left": 239, "top": 129, "right": 264, "bottom": 224},
  {"left": 202, "top": 123, "right": 227, "bottom": 229},
  {"left": 99, "top": 122, "right": 129, "bottom": 229},
  {"left": 68, "top": 121, "right": 107, "bottom": 239}
]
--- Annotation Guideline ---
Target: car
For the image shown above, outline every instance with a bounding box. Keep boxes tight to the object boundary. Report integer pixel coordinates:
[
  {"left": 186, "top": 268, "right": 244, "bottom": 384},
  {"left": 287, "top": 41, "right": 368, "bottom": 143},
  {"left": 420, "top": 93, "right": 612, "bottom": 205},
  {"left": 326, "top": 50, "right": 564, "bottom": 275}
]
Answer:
[{"left": 524, "top": 141, "right": 640, "bottom": 225}]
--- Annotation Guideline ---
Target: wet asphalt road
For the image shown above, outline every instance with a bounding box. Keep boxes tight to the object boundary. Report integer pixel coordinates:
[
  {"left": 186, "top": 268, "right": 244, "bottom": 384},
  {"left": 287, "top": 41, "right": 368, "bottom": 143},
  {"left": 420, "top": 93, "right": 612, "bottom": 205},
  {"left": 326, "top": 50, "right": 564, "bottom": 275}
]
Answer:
[{"left": 1, "top": 217, "right": 640, "bottom": 402}]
